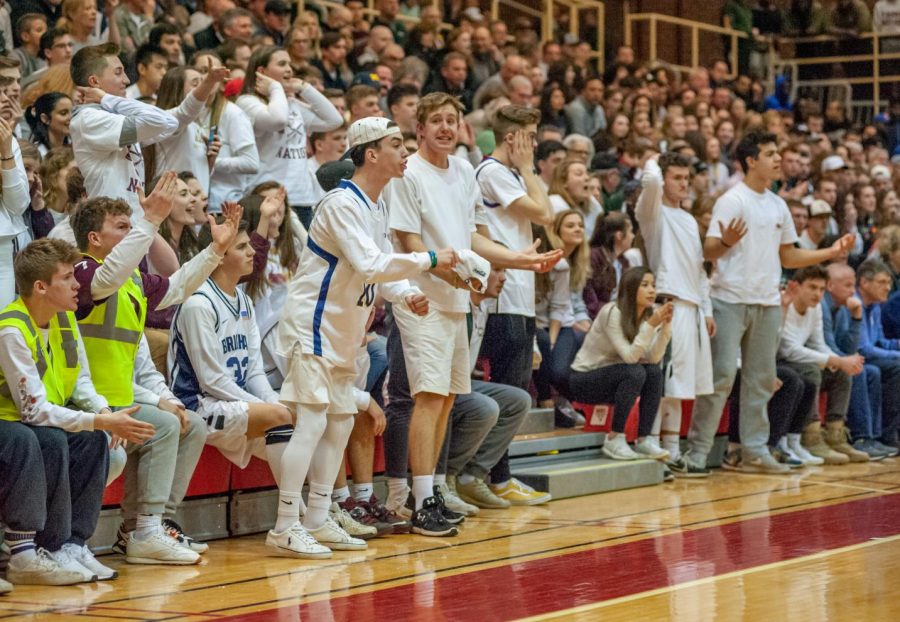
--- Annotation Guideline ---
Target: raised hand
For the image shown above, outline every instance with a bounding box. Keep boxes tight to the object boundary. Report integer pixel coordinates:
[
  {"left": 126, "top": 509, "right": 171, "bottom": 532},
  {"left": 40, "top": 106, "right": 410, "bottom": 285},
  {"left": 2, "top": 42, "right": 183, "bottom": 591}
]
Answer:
[
  {"left": 29, "top": 173, "right": 45, "bottom": 211},
  {"left": 255, "top": 70, "right": 278, "bottom": 97},
  {"left": 719, "top": 217, "right": 748, "bottom": 248},
  {"left": 830, "top": 233, "right": 856, "bottom": 259},
  {"left": 517, "top": 239, "right": 564, "bottom": 272},
  {"left": 209, "top": 201, "right": 243, "bottom": 255},
  {"left": 648, "top": 301, "right": 673, "bottom": 327},
  {"left": 140, "top": 170, "right": 178, "bottom": 225},
  {"left": 0, "top": 118, "right": 14, "bottom": 159}
]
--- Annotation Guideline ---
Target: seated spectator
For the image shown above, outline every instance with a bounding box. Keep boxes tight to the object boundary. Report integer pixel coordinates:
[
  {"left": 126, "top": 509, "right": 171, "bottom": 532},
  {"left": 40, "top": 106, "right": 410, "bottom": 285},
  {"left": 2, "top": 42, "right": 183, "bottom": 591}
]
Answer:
[
  {"left": 562, "top": 133, "right": 594, "bottom": 167},
  {"left": 535, "top": 139, "right": 566, "bottom": 192},
  {"left": 422, "top": 51, "right": 473, "bottom": 111},
  {"left": 563, "top": 76, "right": 606, "bottom": 140},
  {"left": 38, "top": 146, "right": 75, "bottom": 230},
  {"left": 777, "top": 266, "right": 868, "bottom": 467},
  {"left": 10, "top": 13, "right": 48, "bottom": 81},
  {"left": 569, "top": 267, "right": 672, "bottom": 461},
  {"left": 584, "top": 212, "right": 633, "bottom": 317},
  {"left": 25, "top": 91, "right": 72, "bottom": 155},
  {"left": 798, "top": 199, "right": 833, "bottom": 249},
  {"left": 312, "top": 32, "right": 353, "bottom": 91},
  {"left": 114, "top": 0, "right": 153, "bottom": 53},
  {"left": 548, "top": 158, "right": 602, "bottom": 239},
  {"left": 126, "top": 44, "right": 169, "bottom": 102}
]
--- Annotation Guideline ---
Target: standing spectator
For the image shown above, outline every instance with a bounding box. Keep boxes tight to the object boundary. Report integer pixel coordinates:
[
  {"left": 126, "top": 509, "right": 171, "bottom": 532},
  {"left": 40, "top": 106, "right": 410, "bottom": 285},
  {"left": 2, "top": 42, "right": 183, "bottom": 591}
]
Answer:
[
  {"left": 312, "top": 32, "right": 353, "bottom": 91},
  {"left": 125, "top": 44, "right": 169, "bottom": 102},
  {"left": 723, "top": 0, "right": 753, "bottom": 76},
  {"left": 236, "top": 45, "right": 342, "bottom": 231},
  {"left": 0, "top": 85, "right": 30, "bottom": 307},
  {"left": 570, "top": 267, "right": 673, "bottom": 461},
  {"left": 535, "top": 139, "right": 566, "bottom": 192},
  {"left": 827, "top": 0, "right": 873, "bottom": 38},
  {"left": 673, "top": 131, "right": 855, "bottom": 477},
  {"left": 797, "top": 199, "right": 832, "bottom": 250},
  {"left": 261, "top": 0, "right": 291, "bottom": 47},
  {"left": 57, "top": 0, "right": 121, "bottom": 54},
  {"left": 784, "top": 0, "right": 828, "bottom": 36},
  {"left": 373, "top": 0, "right": 408, "bottom": 48},
  {"left": 423, "top": 52, "right": 474, "bottom": 112},
  {"left": 471, "top": 25, "right": 501, "bottom": 85},
  {"left": 387, "top": 83, "right": 419, "bottom": 134},
  {"left": 751, "top": 0, "right": 784, "bottom": 78},
  {"left": 114, "top": 0, "right": 153, "bottom": 54},
  {"left": 564, "top": 76, "right": 605, "bottom": 140},
  {"left": 539, "top": 86, "right": 569, "bottom": 135},
  {"left": 21, "top": 28, "right": 74, "bottom": 92},
  {"left": 195, "top": 7, "right": 254, "bottom": 51}
]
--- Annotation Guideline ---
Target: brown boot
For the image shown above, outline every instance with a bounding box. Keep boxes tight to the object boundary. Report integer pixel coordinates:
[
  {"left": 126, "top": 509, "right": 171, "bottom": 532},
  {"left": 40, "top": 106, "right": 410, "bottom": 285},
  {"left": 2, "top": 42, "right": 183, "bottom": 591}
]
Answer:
[
  {"left": 824, "top": 421, "right": 870, "bottom": 463},
  {"left": 802, "top": 422, "right": 850, "bottom": 465}
]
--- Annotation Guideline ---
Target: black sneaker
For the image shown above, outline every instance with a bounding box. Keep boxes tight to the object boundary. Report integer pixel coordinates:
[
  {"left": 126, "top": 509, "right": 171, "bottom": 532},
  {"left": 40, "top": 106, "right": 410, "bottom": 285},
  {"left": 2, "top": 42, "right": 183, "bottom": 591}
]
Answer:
[
  {"left": 163, "top": 518, "right": 209, "bottom": 553},
  {"left": 111, "top": 524, "right": 129, "bottom": 555},
  {"left": 553, "top": 405, "right": 577, "bottom": 428},
  {"left": 721, "top": 448, "right": 742, "bottom": 471},
  {"left": 431, "top": 485, "right": 465, "bottom": 525},
  {"left": 669, "top": 457, "right": 710, "bottom": 478},
  {"left": 662, "top": 468, "right": 675, "bottom": 482},
  {"left": 411, "top": 496, "right": 459, "bottom": 537}
]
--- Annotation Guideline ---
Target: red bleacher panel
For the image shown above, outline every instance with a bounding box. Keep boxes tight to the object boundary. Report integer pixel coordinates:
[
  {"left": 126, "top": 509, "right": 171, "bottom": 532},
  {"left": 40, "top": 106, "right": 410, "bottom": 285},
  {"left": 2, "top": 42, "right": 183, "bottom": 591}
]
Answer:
[
  {"left": 230, "top": 456, "right": 277, "bottom": 490},
  {"left": 102, "top": 474, "right": 124, "bottom": 506},
  {"left": 577, "top": 398, "right": 730, "bottom": 440},
  {"left": 185, "top": 446, "right": 231, "bottom": 496}
]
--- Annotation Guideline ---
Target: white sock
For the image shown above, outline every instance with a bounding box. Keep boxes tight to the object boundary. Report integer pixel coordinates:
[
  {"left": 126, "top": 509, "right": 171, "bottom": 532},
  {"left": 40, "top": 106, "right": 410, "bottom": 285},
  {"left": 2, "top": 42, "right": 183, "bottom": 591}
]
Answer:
[
  {"left": 387, "top": 477, "right": 408, "bottom": 507},
  {"left": 275, "top": 491, "right": 303, "bottom": 532},
  {"left": 457, "top": 473, "right": 475, "bottom": 485},
  {"left": 661, "top": 434, "right": 681, "bottom": 461},
  {"left": 412, "top": 475, "right": 433, "bottom": 510},
  {"left": 332, "top": 486, "right": 350, "bottom": 503},
  {"left": 134, "top": 514, "right": 161, "bottom": 541},
  {"left": 265, "top": 440, "right": 288, "bottom": 488},
  {"left": 303, "top": 482, "right": 333, "bottom": 531},
  {"left": 433, "top": 473, "right": 446, "bottom": 486},
  {"left": 350, "top": 482, "right": 373, "bottom": 502}
]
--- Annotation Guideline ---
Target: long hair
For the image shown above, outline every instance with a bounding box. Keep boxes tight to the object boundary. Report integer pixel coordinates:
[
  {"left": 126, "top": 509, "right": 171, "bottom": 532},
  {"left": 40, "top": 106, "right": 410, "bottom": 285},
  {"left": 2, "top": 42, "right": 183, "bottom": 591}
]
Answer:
[
  {"left": 21, "top": 64, "right": 75, "bottom": 108},
  {"left": 143, "top": 66, "right": 192, "bottom": 185},
  {"left": 25, "top": 92, "right": 72, "bottom": 151},
  {"left": 39, "top": 146, "right": 75, "bottom": 213},
  {"left": 547, "top": 210, "right": 592, "bottom": 292},
  {"left": 150, "top": 174, "right": 202, "bottom": 263},
  {"left": 548, "top": 159, "right": 591, "bottom": 216},
  {"left": 615, "top": 266, "right": 653, "bottom": 342},
  {"left": 240, "top": 45, "right": 282, "bottom": 98}
]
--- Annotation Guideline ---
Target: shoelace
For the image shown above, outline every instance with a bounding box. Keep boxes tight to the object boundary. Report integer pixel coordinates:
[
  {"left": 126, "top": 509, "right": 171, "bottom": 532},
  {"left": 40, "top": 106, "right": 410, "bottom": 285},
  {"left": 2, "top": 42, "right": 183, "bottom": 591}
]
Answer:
[
  {"left": 288, "top": 523, "right": 321, "bottom": 547},
  {"left": 33, "top": 548, "right": 58, "bottom": 569}
]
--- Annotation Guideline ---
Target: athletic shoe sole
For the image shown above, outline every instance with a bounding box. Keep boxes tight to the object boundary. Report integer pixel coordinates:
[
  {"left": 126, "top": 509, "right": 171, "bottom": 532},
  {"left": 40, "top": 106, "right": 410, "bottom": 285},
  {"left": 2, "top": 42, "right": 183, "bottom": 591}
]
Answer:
[
  {"left": 264, "top": 544, "right": 332, "bottom": 560},
  {"left": 125, "top": 556, "right": 199, "bottom": 565},
  {"left": 411, "top": 525, "right": 459, "bottom": 537}
]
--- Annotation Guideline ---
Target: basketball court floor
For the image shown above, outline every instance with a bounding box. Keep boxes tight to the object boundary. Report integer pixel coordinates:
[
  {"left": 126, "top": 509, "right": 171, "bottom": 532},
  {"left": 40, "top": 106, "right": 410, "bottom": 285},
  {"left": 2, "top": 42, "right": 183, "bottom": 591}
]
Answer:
[{"left": 3, "top": 461, "right": 899, "bottom": 621}]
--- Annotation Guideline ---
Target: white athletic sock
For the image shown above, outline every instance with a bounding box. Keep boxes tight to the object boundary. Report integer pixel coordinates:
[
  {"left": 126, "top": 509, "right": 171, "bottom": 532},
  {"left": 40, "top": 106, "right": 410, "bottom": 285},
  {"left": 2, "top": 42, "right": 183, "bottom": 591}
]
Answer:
[
  {"left": 332, "top": 486, "right": 350, "bottom": 503},
  {"left": 412, "top": 475, "right": 433, "bottom": 510},
  {"left": 661, "top": 434, "right": 681, "bottom": 461},
  {"left": 457, "top": 473, "right": 475, "bottom": 486},
  {"left": 134, "top": 514, "right": 161, "bottom": 541},
  {"left": 5, "top": 529, "right": 37, "bottom": 562},
  {"left": 274, "top": 491, "right": 304, "bottom": 532},
  {"left": 433, "top": 473, "right": 446, "bottom": 486},
  {"left": 387, "top": 477, "right": 409, "bottom": 507},
  {"left": 303, "top": 482, "right": 333, "bottom": 531},
  {"left": 350, "top": 482, "right": 373, "bottom": 502}
]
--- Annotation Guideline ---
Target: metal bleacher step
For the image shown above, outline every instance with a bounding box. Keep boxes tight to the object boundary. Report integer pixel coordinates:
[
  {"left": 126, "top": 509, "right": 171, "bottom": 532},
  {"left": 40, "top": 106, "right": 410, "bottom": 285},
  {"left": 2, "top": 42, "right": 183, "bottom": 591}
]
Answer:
[{"left": 516, "top": 407, "right": 555, "bottom": 435}]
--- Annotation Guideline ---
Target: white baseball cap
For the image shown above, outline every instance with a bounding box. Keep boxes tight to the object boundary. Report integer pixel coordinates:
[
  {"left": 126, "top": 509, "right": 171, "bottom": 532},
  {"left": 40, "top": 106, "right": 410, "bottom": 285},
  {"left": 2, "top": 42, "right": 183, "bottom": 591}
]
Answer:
[
  {"left": 870, "top": 164, "right": 891, "bottom": 180},
  {"left": 808, "top": 199, "right": 833, "bottom": 217},
  {"left": 453, "top": 250, "right": 491, "bottom": 294},
  {"left": 821, "top": 155, "right": 849, "bottom": 173},
  {"left": 347, "top": 117, "right": 402, "bottom": 149}
]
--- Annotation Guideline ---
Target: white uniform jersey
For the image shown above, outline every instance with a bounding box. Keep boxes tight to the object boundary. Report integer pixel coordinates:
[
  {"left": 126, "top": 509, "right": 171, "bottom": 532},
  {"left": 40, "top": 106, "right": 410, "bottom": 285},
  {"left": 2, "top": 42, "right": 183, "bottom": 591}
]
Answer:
[
  {"left": 169, "top": 278, "right": 279, "bottom": 411},
  {"left": 276, "top": 179, "right": 431, "bottom": 369}
]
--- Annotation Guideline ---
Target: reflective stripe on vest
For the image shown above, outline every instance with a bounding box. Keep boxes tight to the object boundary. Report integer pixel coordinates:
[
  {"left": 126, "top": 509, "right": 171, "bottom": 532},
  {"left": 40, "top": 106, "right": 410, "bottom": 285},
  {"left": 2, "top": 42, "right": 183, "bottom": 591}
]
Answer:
[
  {"left": 78, "top": 268, "right": 146, "bottom": 407},
  {"left": 0, "top": 301, "right": 82, "bottom": 421}
]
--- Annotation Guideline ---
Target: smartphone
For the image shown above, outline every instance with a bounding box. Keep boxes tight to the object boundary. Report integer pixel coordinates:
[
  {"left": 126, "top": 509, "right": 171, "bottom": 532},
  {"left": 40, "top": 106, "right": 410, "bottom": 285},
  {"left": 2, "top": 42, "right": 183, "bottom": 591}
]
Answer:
[
  {"left": 207, "top": 125, "right": 218, "bottom": 144},
  {"left": 656, "top": 295, "right": 674, "bottom": 305}
]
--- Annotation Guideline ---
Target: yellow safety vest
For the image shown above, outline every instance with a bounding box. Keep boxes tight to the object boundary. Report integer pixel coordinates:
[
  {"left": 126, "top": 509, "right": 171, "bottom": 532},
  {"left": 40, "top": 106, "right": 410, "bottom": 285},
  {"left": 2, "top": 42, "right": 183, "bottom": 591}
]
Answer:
[
  {"left": 0, "top": 298, "right": 82, "bottom": 422},
  {"left": 78, "top": 259, "right": 147, "bottom": 407}
]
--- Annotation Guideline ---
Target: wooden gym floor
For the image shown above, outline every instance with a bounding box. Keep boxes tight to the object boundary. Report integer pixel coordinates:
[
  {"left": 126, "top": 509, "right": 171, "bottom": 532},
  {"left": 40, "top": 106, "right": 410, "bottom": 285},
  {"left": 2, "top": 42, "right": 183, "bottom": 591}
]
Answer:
[{"left": 3, "top": 460, "right": 900, "bottom": 621}]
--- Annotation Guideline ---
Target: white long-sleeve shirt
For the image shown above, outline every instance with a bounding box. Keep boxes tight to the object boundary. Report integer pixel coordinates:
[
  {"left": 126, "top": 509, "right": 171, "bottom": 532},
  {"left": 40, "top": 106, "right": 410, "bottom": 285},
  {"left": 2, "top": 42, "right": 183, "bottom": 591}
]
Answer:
[
  {"left": 636, "top": 159, "right": 712, "bottom": 316},
  {"left": 276, "top": 179, "right": 429, "bottom": 368},
  {"left": 205, "top": 102, "right": 260, "bottom": 212},
  {"left": 149, "top": 91, "right": 208, "bottom": 188},
  {"left": 70, "top": 94, "right": 179, "bottom": 220},
  {"left": 0, "top": 140, "right": 29, "bottom": 240},
  {"left": 236, "top": 83, "right": 342, "bottom": 207},
  {"left": 778, "top": 303, "right": 835, "bottom": 368},
  {"left": 0, "top": 323, "right": 108, "bottom": 431},
  {"left": 133, "top": 334, "right": 181, "bottom": 407},
  {"left": 170, "top": 278, "right": 279, "bottom": 409},
  {"left": 535, "top": 258, "right": 575, "bottom": 329}
]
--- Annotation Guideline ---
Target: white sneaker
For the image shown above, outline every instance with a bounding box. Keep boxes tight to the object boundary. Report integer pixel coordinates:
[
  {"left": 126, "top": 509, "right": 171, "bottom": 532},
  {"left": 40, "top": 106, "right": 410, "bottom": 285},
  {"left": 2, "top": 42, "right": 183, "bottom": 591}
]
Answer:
[
  {"left": 385, "top": 496, "right": 413, "bottom": 520},
  {"left": 661, "top": 435, "right": 682, "bottom": 462},
  {"left": 307, "top": 517, "right": 368, "bottom": 551},
  {"left": 51, "top": 547, "right": 97, "bottom": 582},
  {"left": 437, "top": 483, "right": 479, "bottom": 517},
  {"left": 125, "top": 531, "right": 200, "bottom": 565},
  {"left": 0, "top": 576, "right": 11, "bottom": 593},
  {"left": 602, "top": 434, "right": 641, "bottom": 460},
  {"left": 787, "top": 434, "right": 825, "bottom": 466},
  {"left": 266, "top": 522, "right": 332, "bottom": 559},
  {"left": 329, "top": 503, "right": 377, "bottom": 540},
  {"left": 7, "top": 549, "right": 85, "bottom": 585},
  {"left": 62, "top": 543, "right": 117, "bottom": 581},
  {"left": 633, "top": 436, "right": 671, "bottom": 461}
]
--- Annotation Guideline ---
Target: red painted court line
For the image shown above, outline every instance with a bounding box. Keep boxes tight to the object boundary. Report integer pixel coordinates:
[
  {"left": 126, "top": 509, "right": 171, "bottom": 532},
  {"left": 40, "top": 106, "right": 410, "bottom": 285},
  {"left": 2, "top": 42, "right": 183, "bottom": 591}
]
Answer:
[{"left": 215, "top": 493, "right": 900, "bottom": 622}]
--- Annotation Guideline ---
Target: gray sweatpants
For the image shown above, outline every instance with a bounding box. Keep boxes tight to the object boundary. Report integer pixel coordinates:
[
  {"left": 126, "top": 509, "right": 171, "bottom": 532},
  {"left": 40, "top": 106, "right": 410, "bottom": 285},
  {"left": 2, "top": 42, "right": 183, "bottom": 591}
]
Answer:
[
  {"left": 120, "top": 403, "right": 207, "bottom": 521},
  {"left": 688, "top": 299, "right": 781, "bottom": 464}
]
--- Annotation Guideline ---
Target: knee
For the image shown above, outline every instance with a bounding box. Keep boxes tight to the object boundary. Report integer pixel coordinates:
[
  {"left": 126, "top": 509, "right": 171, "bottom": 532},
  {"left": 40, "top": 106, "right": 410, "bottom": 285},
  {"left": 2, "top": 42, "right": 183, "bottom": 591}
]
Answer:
[
  {"left": 327, "top": 411, "right": 355, "bottom": 438},
  {"left": 622, "top": 365, "right": 647, "bottom": 386},
  {"left": 184, "top": 411, "right": 209, "bottom": 444},
  {"left": 296, "top": 404, "right": 328, "bottom": 437},
  {"left": 151, "top": 409, "right": 181, "bottom": 440},
  {"left": 35, "top": 427, "right": 69, "bottom": 462},
  {"left": 506, "top": 387, "right": 533, "bottom": 418}
]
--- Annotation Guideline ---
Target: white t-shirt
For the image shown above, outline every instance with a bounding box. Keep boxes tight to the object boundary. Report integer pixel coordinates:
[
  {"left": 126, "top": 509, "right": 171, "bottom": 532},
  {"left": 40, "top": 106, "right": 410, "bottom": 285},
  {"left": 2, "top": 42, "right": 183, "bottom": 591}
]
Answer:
[
  {"left": 205, "top": 102, "right": 260, "bottom": 213},
  {"left": 707, "top": 182, "right": 798, "bottom": 306},
  {"left": 384, "top": 153, "right": 479, "bottom": 313},
  {"left": 549, "top": 194, "right": 603, "bottom": 241},
  {"left": 475, "top": 157, "right": 534, "bottom": 317}
]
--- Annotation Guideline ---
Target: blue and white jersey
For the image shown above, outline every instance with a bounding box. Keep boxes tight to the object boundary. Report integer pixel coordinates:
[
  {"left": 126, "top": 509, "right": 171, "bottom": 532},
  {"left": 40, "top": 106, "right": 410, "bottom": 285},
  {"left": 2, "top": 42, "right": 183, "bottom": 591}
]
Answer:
[
  {"left": 169, "top": 278, "right": 279, "bottom": 410},
  {"left": 276, "top": 179, "right": 431, "bottom": 369}
]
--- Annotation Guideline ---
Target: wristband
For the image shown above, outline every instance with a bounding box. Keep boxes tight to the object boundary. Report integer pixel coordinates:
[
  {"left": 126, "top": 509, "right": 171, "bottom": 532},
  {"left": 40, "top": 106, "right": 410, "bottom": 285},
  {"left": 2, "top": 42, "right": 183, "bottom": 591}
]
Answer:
[{"left": 428, "top": 250, "right": 437, "bottom": 269}]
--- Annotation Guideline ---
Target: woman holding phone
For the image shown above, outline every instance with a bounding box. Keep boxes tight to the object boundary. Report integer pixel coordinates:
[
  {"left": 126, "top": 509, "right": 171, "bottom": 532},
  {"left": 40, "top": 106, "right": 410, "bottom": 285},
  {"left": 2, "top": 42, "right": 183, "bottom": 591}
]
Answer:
[{"left": 569, "top": 267, "right": 673, "bottom": 461}]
